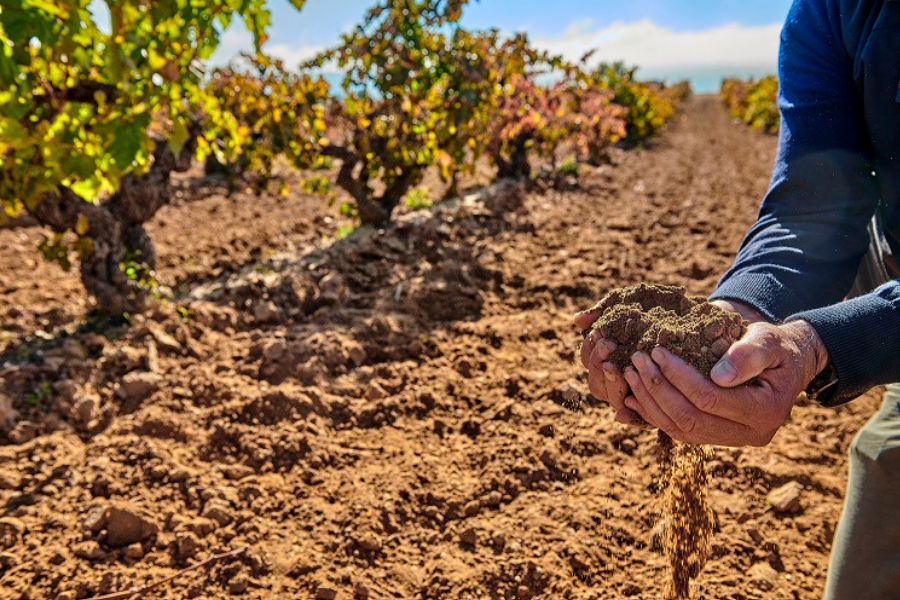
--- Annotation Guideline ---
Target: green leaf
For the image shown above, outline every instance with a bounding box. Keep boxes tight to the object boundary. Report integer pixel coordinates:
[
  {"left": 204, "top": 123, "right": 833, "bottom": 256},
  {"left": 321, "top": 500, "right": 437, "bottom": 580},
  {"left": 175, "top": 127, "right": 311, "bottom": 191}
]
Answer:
[{"left": 168, "top": 118, "right": 190, "bottom": 155}]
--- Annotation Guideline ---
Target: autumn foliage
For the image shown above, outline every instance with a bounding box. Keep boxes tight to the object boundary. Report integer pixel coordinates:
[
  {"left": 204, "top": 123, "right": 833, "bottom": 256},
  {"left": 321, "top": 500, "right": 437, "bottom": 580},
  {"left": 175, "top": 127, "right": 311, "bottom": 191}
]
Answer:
[
  {"left": 720, "top": 76, "right": 779, "bottom": 133},
  {"left": 1, "top": 0, "right": 688, "bottom": 316}
]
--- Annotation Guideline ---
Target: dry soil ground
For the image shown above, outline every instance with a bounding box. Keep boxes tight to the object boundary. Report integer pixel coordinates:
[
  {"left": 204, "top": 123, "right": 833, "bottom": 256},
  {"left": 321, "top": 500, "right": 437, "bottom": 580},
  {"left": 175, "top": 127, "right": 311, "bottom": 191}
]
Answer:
[{"left": 0, "top": 96, "right": 880, "bottom": 599}]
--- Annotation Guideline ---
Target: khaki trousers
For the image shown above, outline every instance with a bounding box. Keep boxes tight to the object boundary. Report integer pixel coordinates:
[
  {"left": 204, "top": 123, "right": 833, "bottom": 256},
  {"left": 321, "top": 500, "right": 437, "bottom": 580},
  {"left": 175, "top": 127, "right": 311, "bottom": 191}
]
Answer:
[
  {"left": 823, "top": 385, "right": 900, "bottom": 599},
  {"left": 824, "top": 212, "right": 900, "bottom": 599}
]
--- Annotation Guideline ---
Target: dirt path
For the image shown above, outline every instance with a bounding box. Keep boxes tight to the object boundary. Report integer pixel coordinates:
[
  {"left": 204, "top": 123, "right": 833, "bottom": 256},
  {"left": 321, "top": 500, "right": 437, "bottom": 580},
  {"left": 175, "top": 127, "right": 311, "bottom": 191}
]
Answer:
[{"left": 0, "top": 96, "right": 878, "bottom": 600}]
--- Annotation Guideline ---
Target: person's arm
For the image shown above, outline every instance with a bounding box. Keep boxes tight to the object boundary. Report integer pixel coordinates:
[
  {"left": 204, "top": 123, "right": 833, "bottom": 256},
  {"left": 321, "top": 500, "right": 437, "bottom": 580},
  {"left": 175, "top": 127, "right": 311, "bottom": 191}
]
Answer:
[{"left": 710, "top": 0, "right": 896, "bottom": 405}]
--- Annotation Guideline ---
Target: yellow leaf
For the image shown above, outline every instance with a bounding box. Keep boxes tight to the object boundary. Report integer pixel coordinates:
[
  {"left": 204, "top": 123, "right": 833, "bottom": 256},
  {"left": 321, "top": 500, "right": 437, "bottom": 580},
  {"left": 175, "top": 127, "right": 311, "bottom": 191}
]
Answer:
[{"left": 75, "top": 214, "right": 89, "bottom": 236}]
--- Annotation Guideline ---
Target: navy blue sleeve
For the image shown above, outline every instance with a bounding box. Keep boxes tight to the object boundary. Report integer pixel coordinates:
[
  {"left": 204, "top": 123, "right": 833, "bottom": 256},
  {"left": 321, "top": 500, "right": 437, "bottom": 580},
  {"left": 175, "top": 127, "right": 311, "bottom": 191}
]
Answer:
[{"left": 710, "top": 0, "right": 899, "bottom": 405}]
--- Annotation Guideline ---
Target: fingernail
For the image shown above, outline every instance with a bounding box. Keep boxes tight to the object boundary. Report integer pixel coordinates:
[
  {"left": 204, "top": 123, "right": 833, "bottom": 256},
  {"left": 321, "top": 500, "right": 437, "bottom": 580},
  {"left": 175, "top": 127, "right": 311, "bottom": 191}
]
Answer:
[
  {"left": 651, "top": 347, "right": 667, "bottom": 365},
  {"left": 711, "top": 359, "right": 737, "bottom": 383},
  {"left": 602, "top": 361, "right": 617, "bottom": 374},
  {"left": 631, "top": 352, "right": 647, "bottom": 369},
  {"left": 600, "top": 340, "right": 616, "bottom": 352},
  {"left": 624, "top": 398, "right": 637, "bottom": 410}
]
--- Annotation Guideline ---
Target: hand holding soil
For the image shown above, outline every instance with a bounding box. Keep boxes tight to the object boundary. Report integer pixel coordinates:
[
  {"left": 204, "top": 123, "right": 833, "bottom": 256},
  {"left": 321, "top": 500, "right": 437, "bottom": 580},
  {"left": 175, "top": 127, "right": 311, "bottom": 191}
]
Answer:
[{"left": 575, "top": 284, "right": 830, "bottom": 447}]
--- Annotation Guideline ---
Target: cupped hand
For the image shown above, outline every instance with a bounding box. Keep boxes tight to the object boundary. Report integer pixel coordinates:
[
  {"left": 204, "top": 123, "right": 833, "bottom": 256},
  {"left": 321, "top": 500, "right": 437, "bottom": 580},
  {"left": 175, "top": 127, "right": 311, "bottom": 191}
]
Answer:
[
  {"left": 622, "top": 318, "right": 829, "bottom": 446},
  {"left": 574, "top": 307, "right": 643, "bottom": 426}
]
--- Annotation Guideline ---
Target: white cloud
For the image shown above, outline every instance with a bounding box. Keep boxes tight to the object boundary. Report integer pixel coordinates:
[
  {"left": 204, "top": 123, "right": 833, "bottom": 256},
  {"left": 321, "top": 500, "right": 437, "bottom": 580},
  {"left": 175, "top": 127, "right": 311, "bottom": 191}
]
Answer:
[
  {"left": 209, "top": 23, "right": 328, "bottom": 69},
  {"left": 535, "top": 19, "right": 781, "bottom": 70}
]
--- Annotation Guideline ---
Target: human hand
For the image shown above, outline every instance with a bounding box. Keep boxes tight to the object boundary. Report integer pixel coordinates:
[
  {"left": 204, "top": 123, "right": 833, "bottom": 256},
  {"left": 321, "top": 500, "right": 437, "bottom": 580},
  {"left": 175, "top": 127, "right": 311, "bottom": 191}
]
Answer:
[
  {"left": 622, "top": 318, "right": 830, "bottom": 446},
  {"left": 574, "top": 307, "right": 643, "bottom": 426}
]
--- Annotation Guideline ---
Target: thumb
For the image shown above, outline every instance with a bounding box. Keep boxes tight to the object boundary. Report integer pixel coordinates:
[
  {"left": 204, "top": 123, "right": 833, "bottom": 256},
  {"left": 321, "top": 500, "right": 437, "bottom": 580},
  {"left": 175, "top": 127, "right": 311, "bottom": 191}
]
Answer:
[{"left": 710, "top": 325, "right": 779, "bottom": 387}]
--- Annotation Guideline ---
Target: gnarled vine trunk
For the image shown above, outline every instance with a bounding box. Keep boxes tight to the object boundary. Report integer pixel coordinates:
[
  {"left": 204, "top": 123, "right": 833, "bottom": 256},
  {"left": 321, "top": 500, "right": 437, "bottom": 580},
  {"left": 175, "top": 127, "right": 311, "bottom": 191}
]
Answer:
[{"left": 27, "top": 135, "right": 195, "bottom": 317}]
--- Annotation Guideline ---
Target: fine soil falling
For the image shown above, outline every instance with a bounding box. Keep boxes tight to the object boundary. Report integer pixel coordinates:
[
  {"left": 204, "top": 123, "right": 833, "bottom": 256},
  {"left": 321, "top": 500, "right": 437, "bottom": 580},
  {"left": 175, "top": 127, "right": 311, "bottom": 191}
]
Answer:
[{"left": 582, "top": 284, "right": 747, "bottom": 598}]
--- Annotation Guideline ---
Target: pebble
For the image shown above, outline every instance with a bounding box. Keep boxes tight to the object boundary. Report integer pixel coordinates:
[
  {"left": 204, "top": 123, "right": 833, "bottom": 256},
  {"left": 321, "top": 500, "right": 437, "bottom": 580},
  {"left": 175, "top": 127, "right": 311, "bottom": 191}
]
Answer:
[
  {"left": 202, "top": 500, "right": 234, "bottom": 527},
  {"left": 459, "top": 527, "right": 477, "bottom": 547},
  {"left": 105, "top": 504, "right": 159, "bottom": 547},
  {"left": 75, "top": 396, "right": 99, "bottom": 423},
  {"left": 74, "top": 541, "right": 106, "bottom": 560},
  {"left": 83, "top": 506, "right": 108, "bottom": 533},
  {"left": 124, "top": 543, "right": 144, "bottom": 560},
  {"left": 176, "top": 532, "right": 200, "bottom": 560},
  {"left": 228, "top": 574, "right": 249, "bottom": 595},
  {"left": 117, "top": 371, "right": 161, "bottom": 402},
  {"left": 262, "top": 340, "right": 287, "bottom": 362},
  {"left": 253, "top": 301, "right": 281, "bottom": 324},
  {"left": 767, "top": 481, "right": 803, "bottom": 514},
  {"left": 315, "top": 586, "right": 338, "bottom": 600},
  {"left": 355, "top": 531, "right": 383, "bottom": 552}
]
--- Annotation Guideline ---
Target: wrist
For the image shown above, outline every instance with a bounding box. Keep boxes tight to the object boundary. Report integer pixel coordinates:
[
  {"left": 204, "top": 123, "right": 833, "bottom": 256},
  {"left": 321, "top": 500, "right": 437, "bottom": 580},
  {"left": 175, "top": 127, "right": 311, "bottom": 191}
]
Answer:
[
  {"left": 711, "top": 299, "right": 768, "bottom": 324},
  {"left": 783, "top": 319, "right": 830, "bottom": 384}
]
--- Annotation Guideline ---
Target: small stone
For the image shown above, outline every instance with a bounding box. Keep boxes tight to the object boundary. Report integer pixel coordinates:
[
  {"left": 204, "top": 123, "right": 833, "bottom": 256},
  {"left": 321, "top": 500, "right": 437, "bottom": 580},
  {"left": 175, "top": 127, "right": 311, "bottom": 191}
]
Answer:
[
  {"left": 149, "top": 327, "right": 182, "bottom": 353},
  {"left": 228, "top": 574, "right": 249, "bottom": 595},
  {"left": 768, "top": 481, "right": 803, "bottom": 514},
  {"left": 83, "top": 506, "right": 108, "bottom": 533},
  {"left": 117, "top": 371, "right": 161, "bottom": 402},
  {"left": 347, "top": 344, "right": 367, "bottom": 367},
  {"left": 365, "top": 383, "right": 387, "bottom": 401},
  {"left": 459, "top": 527, "right": 477, "bottom": 547},
  {"left": 262, "top": 340, "right": 287, "bottom": 362},
  {"left": 747, "top": 561, "right": 778, "bottom": 591},
  {"left": 8, "top": 421, "right": 38, "bottom": 444},
  {"left": 538, "top": 423, "right": 555, "bottom": 437},
  {"left": 315, "top": 586, "right": 338, "bottom": 600},
  {"left": 184, "top": 517, "right": 217, "bottom": 537},
  {"left": 354, "top": 583, "right": 370, "bottom": 599},
  {"left": 0, "top": 517, "right": 25, "bottom": 548},
  {"left": 746, "top": 526, "right": 764, "bottom": 544},
  {"left": 463, "top": 500, "right": 481, "bottom": 517},
  {"left": 223, "top": 464, "right": 255, "bottom": 481},
  {"left": 491, "top": 532, "right": 506, "bottom": 551},
  {"left": 74, "top": 541, "right": 106, "bottom": 560},
  {"left": 202, "top": 500, "right": 234, "bottom": 527},
  {"left": 355, "top": 531, "right": 382, "bottom": 552},
  {"left": 105, "top": 504, "right": 159, "bottom": 547},
  {"left": 253, "top": 301, "right": 281, "bottom": 324},
  {"left": 539, "top": 447, "right": 559, "bottom": 469},
  {"left": 176, "top": 532, "right": 200, "bottom": 560},
  {"left": 556, "top": 384, "right": 581, "bottom": 407},
  {"left": 55, "top": 592, "right": 77, "bottom": 600},
  {"left": 75, "top": 396, "right": 99, "bottom": 423},
  {"left": 124, "top": 543, "right": 144, "bottom": 560},
  {"left": 619, "top": 438, "right": 637, "bottom": 455},
  {"left": 482, "top": 491, "right": 503, "bottom": 508}
]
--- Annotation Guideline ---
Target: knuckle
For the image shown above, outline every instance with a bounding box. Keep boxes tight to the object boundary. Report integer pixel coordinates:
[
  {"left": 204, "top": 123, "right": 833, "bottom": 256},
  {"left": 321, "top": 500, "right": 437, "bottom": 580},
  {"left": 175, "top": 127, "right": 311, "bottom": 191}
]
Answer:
[
  {"left": 672, "top": 408, "right": 697, "bottom": 434},
  {"left": 693, "top": 387, "right": 719, "bottom": 412}
]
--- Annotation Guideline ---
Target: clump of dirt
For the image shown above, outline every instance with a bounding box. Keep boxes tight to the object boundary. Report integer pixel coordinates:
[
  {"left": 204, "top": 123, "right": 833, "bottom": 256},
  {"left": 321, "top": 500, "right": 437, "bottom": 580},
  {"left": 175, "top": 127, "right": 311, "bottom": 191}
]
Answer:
[
  {"left": 583, "top": 283, "right": 747, "bottom": 599},
  {"left": 586, "top": 283, "right": 746, "bottom": 374}
]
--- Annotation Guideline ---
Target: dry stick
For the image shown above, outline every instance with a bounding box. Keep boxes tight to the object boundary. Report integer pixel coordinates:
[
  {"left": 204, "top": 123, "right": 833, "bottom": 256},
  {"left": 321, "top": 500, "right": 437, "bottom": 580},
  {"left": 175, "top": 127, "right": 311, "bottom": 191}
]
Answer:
[{"left": 85, "top": 547, "right": 248, "bottom": 600}]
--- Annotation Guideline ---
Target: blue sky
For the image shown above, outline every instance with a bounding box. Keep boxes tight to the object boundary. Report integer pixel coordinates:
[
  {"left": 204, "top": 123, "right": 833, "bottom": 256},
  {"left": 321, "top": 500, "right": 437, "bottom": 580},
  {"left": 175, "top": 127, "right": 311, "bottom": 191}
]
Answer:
[
  {"left": 209, "top": 0, "right": 795, "bottom": 92},
  {"left": 261, "top": 0, "right": 793, "bottom": 48}
]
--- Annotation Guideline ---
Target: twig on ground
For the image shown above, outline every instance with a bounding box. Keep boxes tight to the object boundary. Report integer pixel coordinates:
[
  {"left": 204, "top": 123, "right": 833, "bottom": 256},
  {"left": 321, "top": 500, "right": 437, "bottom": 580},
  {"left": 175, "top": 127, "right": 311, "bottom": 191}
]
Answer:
[{"left": 84, "top": 547, "right": 248, "bottom": 600}]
